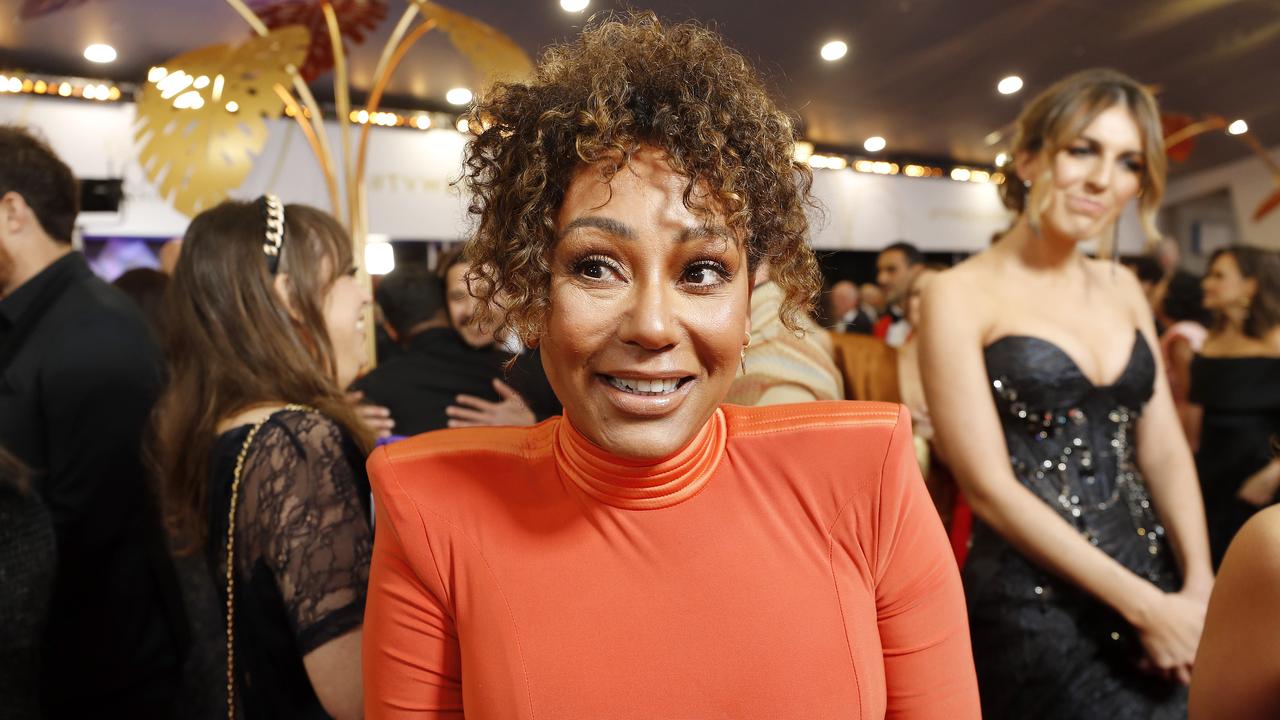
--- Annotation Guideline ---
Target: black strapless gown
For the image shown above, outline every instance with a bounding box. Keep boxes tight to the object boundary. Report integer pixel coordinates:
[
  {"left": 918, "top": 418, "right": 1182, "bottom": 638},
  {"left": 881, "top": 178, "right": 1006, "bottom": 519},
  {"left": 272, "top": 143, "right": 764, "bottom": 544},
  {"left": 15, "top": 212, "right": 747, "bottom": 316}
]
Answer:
[
  {"left": 967, "top": 333, "right": 1186, "bottom": 719},
  {"left": 1189, "top": 355, "right": 1280, "bottom": 565}
]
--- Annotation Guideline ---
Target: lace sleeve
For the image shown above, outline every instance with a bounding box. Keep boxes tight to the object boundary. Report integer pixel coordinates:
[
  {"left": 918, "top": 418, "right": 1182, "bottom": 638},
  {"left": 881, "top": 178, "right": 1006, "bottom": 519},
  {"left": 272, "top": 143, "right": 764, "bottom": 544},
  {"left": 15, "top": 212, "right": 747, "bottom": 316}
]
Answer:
[{"left": 236, "top": 411, "right": 373, "bottom": 654}]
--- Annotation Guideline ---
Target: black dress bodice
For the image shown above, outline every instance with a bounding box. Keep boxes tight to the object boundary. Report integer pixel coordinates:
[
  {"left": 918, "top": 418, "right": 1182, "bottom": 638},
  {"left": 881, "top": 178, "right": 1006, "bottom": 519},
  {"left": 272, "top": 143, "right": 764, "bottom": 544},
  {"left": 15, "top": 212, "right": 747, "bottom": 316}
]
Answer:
[
  {"left": 1190, "top": 354, "right": 1280, "bottom": 564},
  {"left": 965, "top": 332, "right": 1185, "bottom": 719}
]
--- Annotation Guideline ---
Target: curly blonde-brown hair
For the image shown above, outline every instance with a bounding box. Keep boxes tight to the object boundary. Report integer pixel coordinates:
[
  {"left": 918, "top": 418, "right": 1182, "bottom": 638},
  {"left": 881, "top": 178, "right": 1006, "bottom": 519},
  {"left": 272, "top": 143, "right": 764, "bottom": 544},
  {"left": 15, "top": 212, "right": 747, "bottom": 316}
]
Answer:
[{"left": 460, "top": 11, "right": 822, "bottom": 345}]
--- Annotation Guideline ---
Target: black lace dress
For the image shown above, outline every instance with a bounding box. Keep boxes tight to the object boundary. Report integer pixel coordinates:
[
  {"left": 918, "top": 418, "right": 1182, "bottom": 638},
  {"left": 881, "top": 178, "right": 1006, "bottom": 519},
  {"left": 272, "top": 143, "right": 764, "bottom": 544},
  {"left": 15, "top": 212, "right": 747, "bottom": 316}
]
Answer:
[
  {"left": 207, "top": 409, "right": 372, "bottom": 720},
  {"left": 966, "top": 333, "right": 1186, "bottom": 719}
]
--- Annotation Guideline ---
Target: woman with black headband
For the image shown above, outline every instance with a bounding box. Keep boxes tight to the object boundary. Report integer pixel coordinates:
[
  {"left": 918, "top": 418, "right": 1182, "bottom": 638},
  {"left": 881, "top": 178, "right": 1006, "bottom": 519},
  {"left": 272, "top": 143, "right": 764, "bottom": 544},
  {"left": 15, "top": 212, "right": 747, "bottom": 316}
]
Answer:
[{"left": 153, "top": 198, "right": 373, "bottom": 719}]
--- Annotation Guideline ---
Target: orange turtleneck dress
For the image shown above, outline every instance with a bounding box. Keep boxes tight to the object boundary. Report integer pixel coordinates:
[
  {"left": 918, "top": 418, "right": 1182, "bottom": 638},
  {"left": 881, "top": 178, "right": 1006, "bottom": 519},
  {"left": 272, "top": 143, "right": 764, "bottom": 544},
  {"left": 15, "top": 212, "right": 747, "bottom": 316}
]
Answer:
[{"left": 363, "top": 401, "right": 979, "bottom": 719}]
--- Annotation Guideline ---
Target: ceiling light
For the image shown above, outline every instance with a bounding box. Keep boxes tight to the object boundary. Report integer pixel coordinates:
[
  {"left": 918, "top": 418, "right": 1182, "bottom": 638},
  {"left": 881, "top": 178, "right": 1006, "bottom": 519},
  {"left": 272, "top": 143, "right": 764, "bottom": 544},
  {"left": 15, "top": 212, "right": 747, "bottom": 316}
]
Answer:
[
  {"left": 147, "top": 66, "right": 167, "bottom": 83},
  {"left": 827, "top": 156, "right": 848, "bottom": 170},
  {"left": 83, "top": 43, "right": 117, "bottom": 64},
  {"left": 560, "top": 0, "right": 589, "bottom": 11},
  {"left": 950, "top": 167, "right": 972, "bottom": 182},
  {"left": 984, "top": 130, "right": 1003, "bottom": 146},
  {"left": 995, "top": 152, "right": 1008, "bottom": 166},
  {"left": 446, "top": 87, "right": 473, "bottom": 105},
  {"left": 997, "top": 75, "right": 1023, "bottom": 95},
  {"left": 863, "top": 136, "right": 886, "bottom": 152},
  {"left": 1228, "top": 119, "right": 1248, "bottom": 135},
  {"left": 792, "top": 140, "right": 814, "bottom": 162},
  {"left": 970, "top": 170, "right": 990, "bottom": 183},
  {"left": 225, "top": 101, "right": 239, "bottom": 113},
  {"left": 820, "top": 40, "right": 848, "bottom": 62},
  {"left": 904, "top": 164, "right": 925, "bottom": 177},
  {"left": 456, "top": 117, "right": 470, "bottom": 133},
  {"left": 414, "top": 114, "right": 431, "bottom": 130}
]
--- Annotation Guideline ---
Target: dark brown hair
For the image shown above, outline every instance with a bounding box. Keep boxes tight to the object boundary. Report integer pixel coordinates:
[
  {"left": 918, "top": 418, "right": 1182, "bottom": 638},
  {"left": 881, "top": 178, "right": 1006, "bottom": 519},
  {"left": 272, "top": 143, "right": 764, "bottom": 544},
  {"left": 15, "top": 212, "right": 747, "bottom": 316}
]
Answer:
[
  {"left": 152, "top": 200, "right": 373, "bottom": 551},
  {"left": 999, "top": 69, "right": 1166, "bottom": 242},
  {"left": 0, "top": 125, "right": 78, "bottom": 244},
  {"left": 1209, "top": 245, "right": 1280, "bottom": 339},
  {"left": 459, "top": 12, "right": 822, "bottom": 344}
]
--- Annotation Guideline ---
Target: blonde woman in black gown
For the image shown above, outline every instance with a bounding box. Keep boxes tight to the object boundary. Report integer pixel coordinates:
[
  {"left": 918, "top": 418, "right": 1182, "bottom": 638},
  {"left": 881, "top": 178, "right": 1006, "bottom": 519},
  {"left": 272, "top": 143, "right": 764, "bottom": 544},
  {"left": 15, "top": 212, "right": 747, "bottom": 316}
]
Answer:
[{"left": 920, "top": 69, "right": 1213, "bottom": 719}]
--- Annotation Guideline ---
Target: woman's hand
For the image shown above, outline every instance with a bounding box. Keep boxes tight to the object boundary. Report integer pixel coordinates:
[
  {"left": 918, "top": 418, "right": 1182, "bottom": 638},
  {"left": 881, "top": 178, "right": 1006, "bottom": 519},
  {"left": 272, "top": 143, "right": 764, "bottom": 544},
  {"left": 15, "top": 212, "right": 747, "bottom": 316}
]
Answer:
[
  {"left": 1131, "top": 587, "right": 1209, "bottom": 686},
  {"left": 1236, "top": 461, "right": 1280, "bottom": 508}
]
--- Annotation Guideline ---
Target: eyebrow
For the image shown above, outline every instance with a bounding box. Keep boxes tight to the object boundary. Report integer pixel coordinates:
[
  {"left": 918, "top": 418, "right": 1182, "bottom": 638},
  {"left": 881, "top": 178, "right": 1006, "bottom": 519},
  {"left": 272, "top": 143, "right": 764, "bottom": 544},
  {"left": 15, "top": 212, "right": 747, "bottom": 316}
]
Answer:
[{"left": 558, "top": 216, "right": 736, "bottom": 244}]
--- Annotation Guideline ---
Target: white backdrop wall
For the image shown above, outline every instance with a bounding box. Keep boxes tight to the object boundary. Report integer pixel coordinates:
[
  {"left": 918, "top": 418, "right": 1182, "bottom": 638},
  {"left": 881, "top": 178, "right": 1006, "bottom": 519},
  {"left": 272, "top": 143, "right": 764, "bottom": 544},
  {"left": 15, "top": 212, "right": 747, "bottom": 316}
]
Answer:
[{"left": 6, "top": 93, "right": 1176, "bottom": 255}]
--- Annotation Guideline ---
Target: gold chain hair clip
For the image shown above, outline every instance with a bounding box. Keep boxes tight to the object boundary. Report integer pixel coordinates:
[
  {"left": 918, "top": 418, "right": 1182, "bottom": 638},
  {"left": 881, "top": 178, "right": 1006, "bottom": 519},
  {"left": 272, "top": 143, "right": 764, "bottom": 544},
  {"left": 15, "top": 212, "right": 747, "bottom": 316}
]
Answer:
[{"left": 259, "top": 194, "right": 286, "bottom": 274}]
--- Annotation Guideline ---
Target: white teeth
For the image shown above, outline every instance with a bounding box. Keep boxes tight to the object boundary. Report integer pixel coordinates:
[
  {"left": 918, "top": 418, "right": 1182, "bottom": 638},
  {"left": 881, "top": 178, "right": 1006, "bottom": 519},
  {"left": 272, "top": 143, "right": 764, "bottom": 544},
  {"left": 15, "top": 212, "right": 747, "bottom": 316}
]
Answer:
[{"left": 607, "top": 376, "right": 681, "bottom": 395}]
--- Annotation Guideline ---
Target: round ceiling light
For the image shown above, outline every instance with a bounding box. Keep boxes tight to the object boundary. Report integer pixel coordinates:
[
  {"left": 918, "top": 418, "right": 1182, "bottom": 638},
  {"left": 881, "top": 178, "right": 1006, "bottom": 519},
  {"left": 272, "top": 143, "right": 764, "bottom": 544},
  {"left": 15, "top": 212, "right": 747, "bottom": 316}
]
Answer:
[
  {"left": 997, "top": 75, "right": 1024, "bottom": 95},
  {"left": 820, "top": 40, "right": 848, "bottom": 62},
  {"left": 1228, "top": 119, "right": 1248, "bottom": 135},
  {"left": 863, "top": 136, "right": 886, "bottom": 152},
  {"left": 560, "top": 0, "right": 589, "bottom": 11},
  {"left": 446, "top": 87, "right": 473, "bottom": 105},
  {"left": 84, "top": 43, "right": 117, "bottom": 64}
]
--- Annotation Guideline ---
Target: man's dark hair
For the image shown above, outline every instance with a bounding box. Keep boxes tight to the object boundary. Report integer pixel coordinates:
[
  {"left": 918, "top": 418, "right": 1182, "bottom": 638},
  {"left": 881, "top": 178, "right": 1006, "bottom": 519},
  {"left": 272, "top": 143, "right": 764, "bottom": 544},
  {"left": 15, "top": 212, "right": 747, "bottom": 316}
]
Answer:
[
  {"left": 1160, "top": 270, "right": 1211, "bottom": 326},
  {"left": 881, "top": 241, "right": 923, "bottom": 266},
  {"left": 375, "top": 265, "right": 445, "bottom": 338},
  {"left": 0, "top": 125, "right": 79, "bottom": 244}
]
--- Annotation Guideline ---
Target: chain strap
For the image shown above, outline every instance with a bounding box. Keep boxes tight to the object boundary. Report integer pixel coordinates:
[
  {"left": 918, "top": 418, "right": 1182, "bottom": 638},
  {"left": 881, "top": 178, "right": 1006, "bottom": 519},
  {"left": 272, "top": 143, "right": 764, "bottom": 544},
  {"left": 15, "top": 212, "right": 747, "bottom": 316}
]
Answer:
[{"left": 225, "top": 403, "right": 313, "bottom": 720}]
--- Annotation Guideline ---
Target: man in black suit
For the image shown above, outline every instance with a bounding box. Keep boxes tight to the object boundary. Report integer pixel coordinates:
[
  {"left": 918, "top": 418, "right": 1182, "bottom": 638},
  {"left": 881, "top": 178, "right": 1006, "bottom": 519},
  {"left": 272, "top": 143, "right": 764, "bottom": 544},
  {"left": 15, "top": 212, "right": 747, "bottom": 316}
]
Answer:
[
  {"left": 352, "top": 255, "right": 559, "bottom": 436},
  {"left": 829, "top": 279, "right": 874, "bottom": 334},
  {"left": 0, "top": 126, "right": 185, "bottom": 718}
]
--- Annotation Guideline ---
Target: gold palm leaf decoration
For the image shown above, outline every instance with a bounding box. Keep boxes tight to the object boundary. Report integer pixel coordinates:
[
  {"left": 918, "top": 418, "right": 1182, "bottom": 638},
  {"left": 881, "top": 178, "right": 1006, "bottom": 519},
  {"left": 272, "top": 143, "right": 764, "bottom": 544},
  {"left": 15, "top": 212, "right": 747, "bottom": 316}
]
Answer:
[
  {"left": 413, "top": 0, "right": 533, "bottom": 81},
  {"left": 134, "top": 26, "right": 310, "bottom": 217}
]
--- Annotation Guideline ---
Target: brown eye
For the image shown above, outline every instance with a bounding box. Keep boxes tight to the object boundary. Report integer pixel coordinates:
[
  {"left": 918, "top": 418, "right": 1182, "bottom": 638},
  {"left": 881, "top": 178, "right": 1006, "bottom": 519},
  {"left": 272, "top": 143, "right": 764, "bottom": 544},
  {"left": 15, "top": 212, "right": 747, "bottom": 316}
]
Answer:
[{"left": 682, "top": 261, "right": 729, "bottom": 287}]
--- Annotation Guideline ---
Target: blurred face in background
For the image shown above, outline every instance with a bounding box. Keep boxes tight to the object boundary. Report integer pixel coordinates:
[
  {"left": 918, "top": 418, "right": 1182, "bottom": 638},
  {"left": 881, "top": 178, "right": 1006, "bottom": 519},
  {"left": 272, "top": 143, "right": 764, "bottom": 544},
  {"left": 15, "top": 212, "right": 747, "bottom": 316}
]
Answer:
[
  {"left": 876, "top": 249, "right": 916, "bottom": 307},
  {"left": 446, "top": 261, "right": 496, "bottom": 349},
  {"left": 829, "top": 280, "right": 858, "bottom": 318},
  {"left": 321, "top": 264, "right": 372, "bottom": 389},
  {"left": 542, "top": 147, "right": 751, "bottom": 459},
  {"left": 1201, "top": 252, "right": 1254, "bottom": 314},
  {"left": 1019, "top": 103, "right": 1145, "bottom": 243},
  {"left": 860, "top": 283, "right": 886, "bottom": 314}
]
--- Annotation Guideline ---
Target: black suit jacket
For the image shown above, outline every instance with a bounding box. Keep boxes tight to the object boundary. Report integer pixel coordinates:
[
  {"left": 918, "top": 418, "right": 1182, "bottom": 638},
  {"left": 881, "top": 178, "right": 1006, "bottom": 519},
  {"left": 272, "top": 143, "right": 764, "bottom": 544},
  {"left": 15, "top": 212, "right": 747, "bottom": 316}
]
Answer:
[
  {"left": 0, "top": 253, "right": 185, "bottom": 717},
  {"left": 843, "top": 309, "right": 876, "bottom": 335},
  {"left": 353, "top": 327, "right": 561, "bottom": 437}
]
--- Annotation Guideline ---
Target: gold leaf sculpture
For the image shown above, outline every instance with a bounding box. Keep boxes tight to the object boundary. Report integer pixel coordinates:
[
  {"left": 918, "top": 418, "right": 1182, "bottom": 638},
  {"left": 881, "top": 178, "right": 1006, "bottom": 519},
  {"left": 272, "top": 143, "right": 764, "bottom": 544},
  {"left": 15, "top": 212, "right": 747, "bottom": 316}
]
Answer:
[
  {"left": 134, "top": 26, "right": 311, "bottom": 217},
  {"left": 413, "top": 0, "right": 533, "bottom": 82}
]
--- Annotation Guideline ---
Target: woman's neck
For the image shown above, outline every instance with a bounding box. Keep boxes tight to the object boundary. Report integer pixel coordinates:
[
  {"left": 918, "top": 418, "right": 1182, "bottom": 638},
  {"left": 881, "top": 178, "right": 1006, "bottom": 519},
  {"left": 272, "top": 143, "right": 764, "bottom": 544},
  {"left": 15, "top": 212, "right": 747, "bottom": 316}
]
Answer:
[{"left": 1002, "top": 215, "right": 1080, "bottom": 272}]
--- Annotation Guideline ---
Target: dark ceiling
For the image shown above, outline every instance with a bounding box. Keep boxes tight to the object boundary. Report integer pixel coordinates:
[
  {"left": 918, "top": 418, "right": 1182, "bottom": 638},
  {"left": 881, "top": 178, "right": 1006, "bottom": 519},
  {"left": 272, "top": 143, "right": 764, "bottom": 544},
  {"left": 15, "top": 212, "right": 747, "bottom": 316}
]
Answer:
[{"left": 2, "top": 0, "right": 1278, "bottom": 174}]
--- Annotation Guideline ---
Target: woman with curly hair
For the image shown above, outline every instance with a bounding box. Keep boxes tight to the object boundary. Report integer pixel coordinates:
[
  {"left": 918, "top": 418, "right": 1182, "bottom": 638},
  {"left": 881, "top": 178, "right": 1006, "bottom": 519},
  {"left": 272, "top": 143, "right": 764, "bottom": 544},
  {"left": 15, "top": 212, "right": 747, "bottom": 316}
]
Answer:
[{"left": 361, "top": 13, "right": 978, "bottom": 719}]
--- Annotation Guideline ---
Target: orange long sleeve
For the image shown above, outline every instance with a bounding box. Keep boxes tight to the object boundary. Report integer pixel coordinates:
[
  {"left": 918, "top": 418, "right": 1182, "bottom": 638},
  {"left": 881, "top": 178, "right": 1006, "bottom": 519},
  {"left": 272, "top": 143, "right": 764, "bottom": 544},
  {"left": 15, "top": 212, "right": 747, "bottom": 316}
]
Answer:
[{"left": 363, "top": 401, "right": 978, "bottom": 719}]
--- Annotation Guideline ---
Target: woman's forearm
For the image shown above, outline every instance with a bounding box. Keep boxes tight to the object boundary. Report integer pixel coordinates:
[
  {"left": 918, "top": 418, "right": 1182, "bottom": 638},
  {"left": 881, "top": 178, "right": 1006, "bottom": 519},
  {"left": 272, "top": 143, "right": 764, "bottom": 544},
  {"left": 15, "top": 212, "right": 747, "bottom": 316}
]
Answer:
[{"left": 1140, "top": 449, "right": 1213, "bottom": 592}]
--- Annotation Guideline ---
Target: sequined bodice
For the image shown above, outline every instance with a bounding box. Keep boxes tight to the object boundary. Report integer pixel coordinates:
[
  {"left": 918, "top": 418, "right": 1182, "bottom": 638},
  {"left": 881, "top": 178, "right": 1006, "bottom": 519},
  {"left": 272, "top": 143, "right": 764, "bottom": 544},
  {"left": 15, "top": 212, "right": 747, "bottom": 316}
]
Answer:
[{"left": 981, "top": 331, "right": 1170, "bottom": 576}]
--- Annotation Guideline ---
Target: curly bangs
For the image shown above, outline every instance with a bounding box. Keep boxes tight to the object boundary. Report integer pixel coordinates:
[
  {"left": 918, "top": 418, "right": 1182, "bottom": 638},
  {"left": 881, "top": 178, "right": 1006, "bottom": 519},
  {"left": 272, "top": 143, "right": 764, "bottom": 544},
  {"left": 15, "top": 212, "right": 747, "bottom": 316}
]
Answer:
[{"left": 461, "top": 11, "right": 821, "bottom": 344}]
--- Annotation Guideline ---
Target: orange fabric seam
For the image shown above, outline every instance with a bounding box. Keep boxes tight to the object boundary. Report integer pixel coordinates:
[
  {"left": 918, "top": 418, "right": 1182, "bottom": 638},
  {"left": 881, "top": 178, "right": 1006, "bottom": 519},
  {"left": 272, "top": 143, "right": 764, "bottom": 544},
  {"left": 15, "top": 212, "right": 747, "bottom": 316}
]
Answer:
[
  {"left": 734, "top": 419, "right": 898, "bottom": 438},
  {"left": 382, "top": 449, "right": 540, "bottom": 718}
]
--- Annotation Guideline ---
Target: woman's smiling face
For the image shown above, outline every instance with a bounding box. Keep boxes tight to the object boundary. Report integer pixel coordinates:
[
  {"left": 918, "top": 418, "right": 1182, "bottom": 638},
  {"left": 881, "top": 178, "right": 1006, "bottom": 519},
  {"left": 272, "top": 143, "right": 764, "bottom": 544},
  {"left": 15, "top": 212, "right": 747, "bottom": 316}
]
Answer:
[{"left": 542, "top": 147, "right": 751, "bottom": 459}]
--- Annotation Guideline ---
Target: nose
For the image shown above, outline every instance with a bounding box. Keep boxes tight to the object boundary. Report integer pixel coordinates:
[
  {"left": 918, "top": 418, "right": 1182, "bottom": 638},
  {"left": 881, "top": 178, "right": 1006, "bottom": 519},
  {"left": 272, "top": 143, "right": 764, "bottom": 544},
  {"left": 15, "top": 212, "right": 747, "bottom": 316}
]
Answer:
[
  {"left": 617, "top": 274, "right": 679, "bottom": 351},
  {"left": 1084, "top": 156, "right": 1114, "bottom": 193}
]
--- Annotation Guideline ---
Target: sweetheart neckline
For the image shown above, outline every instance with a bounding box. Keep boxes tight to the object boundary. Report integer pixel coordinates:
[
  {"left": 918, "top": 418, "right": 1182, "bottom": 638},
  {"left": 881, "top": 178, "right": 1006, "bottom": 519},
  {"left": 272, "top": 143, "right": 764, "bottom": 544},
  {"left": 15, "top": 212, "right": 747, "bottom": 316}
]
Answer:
[{"left": 984, "top": 330, "right": 1149, "bottom": 390}]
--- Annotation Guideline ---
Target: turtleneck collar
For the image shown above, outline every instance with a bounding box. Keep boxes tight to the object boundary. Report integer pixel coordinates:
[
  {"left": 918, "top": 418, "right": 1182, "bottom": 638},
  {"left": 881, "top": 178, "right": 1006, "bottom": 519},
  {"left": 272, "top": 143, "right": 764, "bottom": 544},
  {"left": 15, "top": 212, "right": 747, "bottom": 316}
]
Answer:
[{"left": 553, "top": 408, "right": 728, "bottom": 510}]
